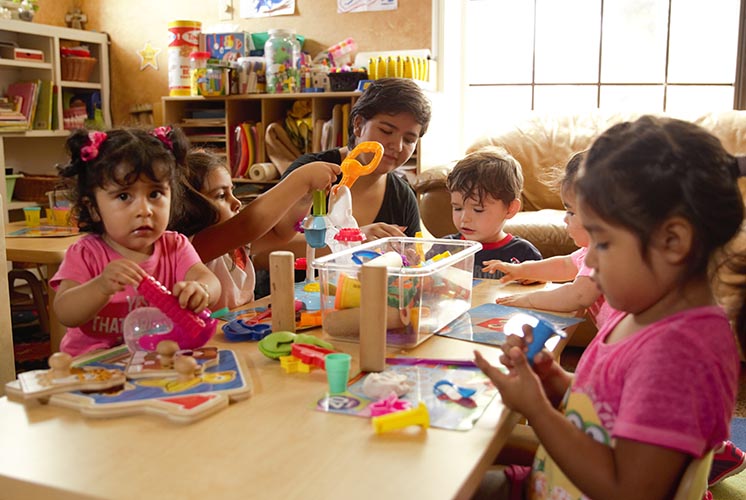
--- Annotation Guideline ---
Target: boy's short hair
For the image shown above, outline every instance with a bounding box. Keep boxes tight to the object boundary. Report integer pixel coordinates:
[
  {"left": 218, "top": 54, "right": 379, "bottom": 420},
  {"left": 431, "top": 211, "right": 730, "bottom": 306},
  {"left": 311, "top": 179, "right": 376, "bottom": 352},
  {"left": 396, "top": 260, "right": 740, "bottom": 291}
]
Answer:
[{"left": 446, "top": 146, "right": 524, "bottom": 205}]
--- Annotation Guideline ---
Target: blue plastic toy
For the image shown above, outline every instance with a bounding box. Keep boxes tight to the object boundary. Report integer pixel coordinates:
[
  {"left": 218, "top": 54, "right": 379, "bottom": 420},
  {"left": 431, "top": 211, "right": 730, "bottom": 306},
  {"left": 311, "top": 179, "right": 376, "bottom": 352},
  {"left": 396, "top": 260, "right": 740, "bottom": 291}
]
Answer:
[
  {"left": 524, "top": 318, "right": 566, "bottom": 365},
  {"left": 222, "top": 321, "right": 272, "bottom": 342}
]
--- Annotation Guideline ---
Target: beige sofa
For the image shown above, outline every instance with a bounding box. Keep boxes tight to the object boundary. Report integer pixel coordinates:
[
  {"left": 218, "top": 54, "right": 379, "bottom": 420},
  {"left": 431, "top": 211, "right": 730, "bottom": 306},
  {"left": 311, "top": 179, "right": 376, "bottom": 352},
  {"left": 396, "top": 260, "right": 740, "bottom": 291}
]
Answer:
[
  {"left": 415, "top": 110, "right": 746, "bottom": 257},
  {"left": 415, "top": 110, "right": 746, "bottom": 346}
]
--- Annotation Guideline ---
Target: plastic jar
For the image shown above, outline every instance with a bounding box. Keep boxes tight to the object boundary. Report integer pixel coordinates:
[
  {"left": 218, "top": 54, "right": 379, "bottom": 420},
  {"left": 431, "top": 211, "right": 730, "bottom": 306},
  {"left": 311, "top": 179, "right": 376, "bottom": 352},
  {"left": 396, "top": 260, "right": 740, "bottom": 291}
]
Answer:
[
  {"left": 189, "top": 51, "right": 210, "bottom": 96},
  {"left": 264, "top": 28, "right": 300, "bottom": 93}
]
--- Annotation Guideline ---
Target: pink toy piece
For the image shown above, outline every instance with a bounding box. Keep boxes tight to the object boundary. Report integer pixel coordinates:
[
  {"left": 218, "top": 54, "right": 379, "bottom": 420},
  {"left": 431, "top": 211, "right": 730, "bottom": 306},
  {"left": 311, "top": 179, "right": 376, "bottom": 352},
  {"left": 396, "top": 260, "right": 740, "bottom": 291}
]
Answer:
[
  {"left": 291, "top": 343, "right": 337, "bottom": 369},
  {"left": 136, "top": 275, "right": 218, "bottom": 351},
  {"left": 368, "top": 392, "right": 412, "bottom": 417},
  {"left": 245, "top": 299, "right": 305, "bottom": 325}
]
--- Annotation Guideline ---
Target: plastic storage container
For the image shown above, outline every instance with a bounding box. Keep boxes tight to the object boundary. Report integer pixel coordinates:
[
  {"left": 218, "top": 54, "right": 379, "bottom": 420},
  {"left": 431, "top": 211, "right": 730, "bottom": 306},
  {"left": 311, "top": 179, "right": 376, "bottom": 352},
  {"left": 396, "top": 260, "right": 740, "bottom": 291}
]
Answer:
[
  {"left": 264, "top": 28, "right": 300, "bottom": 93},
  {"left": 189, "top": 51, "right": 209, "bottom": 96},
  {"left": 314, "top": 237, "right": 481, "bottom": 348}
]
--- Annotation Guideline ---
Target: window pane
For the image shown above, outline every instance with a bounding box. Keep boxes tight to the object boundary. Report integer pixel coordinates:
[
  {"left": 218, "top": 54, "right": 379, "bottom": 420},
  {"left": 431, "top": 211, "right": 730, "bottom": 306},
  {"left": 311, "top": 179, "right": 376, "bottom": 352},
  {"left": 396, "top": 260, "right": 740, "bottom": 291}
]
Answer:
[
  {"left": 665, "top": 86, "right": 734, "bottom": 112},
  {"left": 534, "top": 85, "right": 598, "bottom": 111},
  {"left": 668, "top": 0, "right": 740, "bottom": 83},
  {"left": 463, "top": 85, "right": 532, "bottom": 141},
  {"left": 535, "top": 0, "right": 601, "bottom": 83},
  {"left": 465, "top": 0, "right": 535, "bottom": 84},
  {"left": 600, "top": 85, "right": 664, "bottom": 109},
  {"left": 601, "top": 0, "right": 668, "bottom": 83}
]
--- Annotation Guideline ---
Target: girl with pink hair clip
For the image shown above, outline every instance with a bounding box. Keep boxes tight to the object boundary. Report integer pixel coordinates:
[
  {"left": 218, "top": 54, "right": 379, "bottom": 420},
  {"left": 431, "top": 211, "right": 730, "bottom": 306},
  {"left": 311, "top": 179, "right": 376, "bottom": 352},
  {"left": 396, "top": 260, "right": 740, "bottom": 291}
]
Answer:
[{"left": 51, "top": 127, "right": 220, "bottom": 356}]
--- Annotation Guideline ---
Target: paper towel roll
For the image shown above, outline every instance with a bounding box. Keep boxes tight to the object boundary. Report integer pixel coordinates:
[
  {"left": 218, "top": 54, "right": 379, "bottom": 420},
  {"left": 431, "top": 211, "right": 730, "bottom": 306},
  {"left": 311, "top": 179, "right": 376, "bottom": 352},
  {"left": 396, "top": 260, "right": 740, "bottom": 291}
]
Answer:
[{"left": 248, "top": 162, "right": 280, "bottom": 181}]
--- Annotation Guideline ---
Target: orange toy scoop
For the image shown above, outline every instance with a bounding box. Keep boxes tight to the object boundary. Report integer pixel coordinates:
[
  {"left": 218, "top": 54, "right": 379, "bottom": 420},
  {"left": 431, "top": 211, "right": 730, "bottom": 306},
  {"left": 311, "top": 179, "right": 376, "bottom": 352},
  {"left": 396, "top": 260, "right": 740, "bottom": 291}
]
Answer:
[{"left": 334, "top": 141, "right": 384, "bottom": 192}]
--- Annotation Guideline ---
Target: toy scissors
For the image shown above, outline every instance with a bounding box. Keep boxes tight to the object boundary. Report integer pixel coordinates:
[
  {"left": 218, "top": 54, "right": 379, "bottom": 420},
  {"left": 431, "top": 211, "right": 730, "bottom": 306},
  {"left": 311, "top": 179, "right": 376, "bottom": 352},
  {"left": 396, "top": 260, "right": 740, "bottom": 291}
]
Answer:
[{"left": 333, "top": 141, "right": 384, "bottom": 193}]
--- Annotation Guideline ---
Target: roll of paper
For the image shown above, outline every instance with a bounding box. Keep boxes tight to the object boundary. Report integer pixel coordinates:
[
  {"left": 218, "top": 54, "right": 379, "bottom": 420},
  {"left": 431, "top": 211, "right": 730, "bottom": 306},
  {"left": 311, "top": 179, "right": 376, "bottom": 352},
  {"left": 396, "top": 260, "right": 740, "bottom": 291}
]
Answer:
[{"left": 248, "top": 162, "right": 279, "bottom": 181}]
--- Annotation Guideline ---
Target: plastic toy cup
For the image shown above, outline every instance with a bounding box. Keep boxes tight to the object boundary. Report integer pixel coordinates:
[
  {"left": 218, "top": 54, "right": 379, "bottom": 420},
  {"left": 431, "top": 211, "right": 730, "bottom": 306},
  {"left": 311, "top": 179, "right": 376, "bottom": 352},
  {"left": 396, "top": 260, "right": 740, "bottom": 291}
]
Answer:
[
  {"left": 52, "top": 206, "right": 71, "bottom": 226},
  {"left": 325, "top": 353, "right": 351, "bottom": 394},
  {"left": 23, "top": 206, "right": 41, "bottom": 226}
]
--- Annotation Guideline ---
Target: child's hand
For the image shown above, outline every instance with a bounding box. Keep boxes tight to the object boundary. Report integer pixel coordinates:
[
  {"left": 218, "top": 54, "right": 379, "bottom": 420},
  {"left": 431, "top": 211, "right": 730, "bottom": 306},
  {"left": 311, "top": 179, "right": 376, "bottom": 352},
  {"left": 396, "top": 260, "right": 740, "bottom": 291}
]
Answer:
[
  {"left": 292, "top": 161, "right": 341, "bottom": 192},
  {"left": 482, "top": 259, "right": 522, "bottom": 283},
  {"left": 172, "top": 281, "right": 210, "bottom": 313},
  {"left": 474, "top": 347, "right": 548, "bottom": 419},
  {"left": 96, "top": 259, "right": 146, "bottom": 296},
  {"left": 361, "top": 223, "right": 407, "bottom": 240},
  {"left": 500, "top": 325, "right": 556, "bottom": 379},
  {"left": 495, "top": 293, "right": 532, "bottom": 308}
]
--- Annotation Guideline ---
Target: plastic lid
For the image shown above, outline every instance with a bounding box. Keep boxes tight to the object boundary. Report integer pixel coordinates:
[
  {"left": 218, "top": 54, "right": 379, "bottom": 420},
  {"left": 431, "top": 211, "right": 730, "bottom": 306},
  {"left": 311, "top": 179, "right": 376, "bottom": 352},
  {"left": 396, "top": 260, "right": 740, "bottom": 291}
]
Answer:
[
  {"left": 334, "top": 228, "right": 364, "bottom": 242},
  {"left": 190, "top": 51, "right": 211, "bottom": 59},
  {"left": 269, "top": 28, "right": 295, "bottom": 36}
]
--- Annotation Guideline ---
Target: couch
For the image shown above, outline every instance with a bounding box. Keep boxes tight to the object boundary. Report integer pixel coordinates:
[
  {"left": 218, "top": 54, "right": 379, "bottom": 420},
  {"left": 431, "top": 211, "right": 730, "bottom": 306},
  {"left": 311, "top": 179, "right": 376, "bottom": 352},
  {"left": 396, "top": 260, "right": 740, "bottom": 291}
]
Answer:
[{"left": 415, "top": 110, "right": 746, "bottom": 346}]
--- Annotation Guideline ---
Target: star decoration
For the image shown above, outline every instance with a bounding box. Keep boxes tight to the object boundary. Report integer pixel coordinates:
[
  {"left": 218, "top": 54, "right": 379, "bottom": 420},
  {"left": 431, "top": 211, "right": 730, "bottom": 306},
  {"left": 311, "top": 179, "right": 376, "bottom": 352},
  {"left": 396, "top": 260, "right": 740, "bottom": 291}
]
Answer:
[{"left": 137, "top": 41, "right": 160, "bottom": 71}]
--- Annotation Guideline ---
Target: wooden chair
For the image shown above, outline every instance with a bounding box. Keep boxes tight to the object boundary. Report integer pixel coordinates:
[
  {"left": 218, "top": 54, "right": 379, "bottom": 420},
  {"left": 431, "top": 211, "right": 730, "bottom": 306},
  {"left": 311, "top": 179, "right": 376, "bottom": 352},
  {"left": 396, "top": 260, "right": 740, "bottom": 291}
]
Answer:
[
  {"left": 8, "top": 268, "right": 50, "bottom": 336},
  {"left": 673, "top": 450, "right": 714, "bottom": 500},
  {"left": 0, "top": 210, "right": 17, "bottom": 391}
]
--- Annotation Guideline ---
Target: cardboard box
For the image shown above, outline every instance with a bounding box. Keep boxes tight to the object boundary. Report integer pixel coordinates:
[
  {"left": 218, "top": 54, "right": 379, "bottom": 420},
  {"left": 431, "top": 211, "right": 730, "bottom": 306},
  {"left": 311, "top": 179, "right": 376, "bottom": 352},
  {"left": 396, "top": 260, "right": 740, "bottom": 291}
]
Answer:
[
  {"left": 206, "top": 32, "right": 250, "bottom": 62},
  {"left": 0, "top": 46, "right": 44, "bottom": 61}
]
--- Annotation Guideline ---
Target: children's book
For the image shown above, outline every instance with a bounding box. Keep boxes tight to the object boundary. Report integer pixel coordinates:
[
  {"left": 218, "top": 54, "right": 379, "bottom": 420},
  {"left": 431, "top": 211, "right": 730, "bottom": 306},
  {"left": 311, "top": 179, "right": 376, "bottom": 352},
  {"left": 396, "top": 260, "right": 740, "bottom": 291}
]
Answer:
[
  {"left": 316, "top": 357, "right": 498, "bottom": 431},
  {"left": 32, "top": 80, "right": 53, "bottom": 130},
  {"left": 437, "top": 303, "right": 584, "bottom": 347}
]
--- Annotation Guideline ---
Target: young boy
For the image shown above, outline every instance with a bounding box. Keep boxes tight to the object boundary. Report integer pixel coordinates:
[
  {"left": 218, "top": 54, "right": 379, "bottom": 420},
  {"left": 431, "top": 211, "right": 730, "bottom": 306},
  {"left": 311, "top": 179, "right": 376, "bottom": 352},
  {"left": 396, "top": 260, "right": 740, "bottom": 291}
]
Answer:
[{"left": 432, "top": 146, "right": 541, "bottom": 279}]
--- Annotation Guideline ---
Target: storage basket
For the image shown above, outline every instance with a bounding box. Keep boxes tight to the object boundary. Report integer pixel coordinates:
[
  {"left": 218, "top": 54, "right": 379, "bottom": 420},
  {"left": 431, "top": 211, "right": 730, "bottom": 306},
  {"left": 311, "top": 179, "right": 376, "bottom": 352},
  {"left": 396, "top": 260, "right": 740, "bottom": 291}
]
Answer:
[
  {"left": 14, "top": 175, "right": 61, "bottom": 204},
  {"left": 328, "top": 71, "right": 367, "bottom": 92},
  {"left": 61, "top": 56, "right": 97, "bottom": 82}
]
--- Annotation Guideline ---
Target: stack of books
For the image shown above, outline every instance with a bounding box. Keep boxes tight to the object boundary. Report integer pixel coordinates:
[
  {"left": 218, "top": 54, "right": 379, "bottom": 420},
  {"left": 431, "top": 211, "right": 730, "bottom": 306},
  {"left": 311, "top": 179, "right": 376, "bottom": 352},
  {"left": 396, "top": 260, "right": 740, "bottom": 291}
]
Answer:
[{"left": 1, "top": 79, "right": 54, "bottom": 131}]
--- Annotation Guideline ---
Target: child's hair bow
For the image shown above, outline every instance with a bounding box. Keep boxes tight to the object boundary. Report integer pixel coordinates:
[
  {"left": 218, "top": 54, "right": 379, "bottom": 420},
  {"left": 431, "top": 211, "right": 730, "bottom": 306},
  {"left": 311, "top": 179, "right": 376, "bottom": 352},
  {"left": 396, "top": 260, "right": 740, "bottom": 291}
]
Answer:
[
  {"left": 151, "top": 126, "right": 173, "bottom": 150},
  {"left": 80, "top": 131, "right": 107, "bottom": 162}
]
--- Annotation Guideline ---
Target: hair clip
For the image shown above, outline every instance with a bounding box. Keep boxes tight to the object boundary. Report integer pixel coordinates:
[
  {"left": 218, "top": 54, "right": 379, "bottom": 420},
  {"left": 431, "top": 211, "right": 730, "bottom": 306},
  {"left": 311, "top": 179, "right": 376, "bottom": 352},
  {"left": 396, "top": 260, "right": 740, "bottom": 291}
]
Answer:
[
  {"left": 80, "top": 131, "right": 107, "bottom": 162},
  {"left": 151, "top": 126, "right": 173, "bottom": 151}
]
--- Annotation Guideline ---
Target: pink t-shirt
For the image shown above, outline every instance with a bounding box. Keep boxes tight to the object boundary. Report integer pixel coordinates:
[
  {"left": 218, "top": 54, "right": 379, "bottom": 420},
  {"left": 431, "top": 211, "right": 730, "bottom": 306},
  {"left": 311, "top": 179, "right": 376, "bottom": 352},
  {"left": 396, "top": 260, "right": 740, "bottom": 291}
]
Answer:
[
  {"left": 571, "top": 247, "right": 613, "bottom": 328},
  {"left": 50, "top": 231, "right": 202, "bottom": 356},
  {"left": 529, "top": 306, "right": 740, "bottom": 499}
]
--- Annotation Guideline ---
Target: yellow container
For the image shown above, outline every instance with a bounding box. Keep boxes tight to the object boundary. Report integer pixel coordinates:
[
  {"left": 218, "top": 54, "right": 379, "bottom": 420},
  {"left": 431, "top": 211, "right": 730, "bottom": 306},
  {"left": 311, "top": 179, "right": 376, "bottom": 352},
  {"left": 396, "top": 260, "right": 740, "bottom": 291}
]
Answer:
[{"left": 168, "top": 20, "right": 201, "bottom": 97}]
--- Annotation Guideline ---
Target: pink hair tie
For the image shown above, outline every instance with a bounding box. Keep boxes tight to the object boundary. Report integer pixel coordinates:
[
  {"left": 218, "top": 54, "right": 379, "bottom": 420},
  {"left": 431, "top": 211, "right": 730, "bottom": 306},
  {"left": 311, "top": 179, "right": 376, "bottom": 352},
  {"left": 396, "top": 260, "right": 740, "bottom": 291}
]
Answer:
[
  {"left": 80, "top": 131, "right": 107, "bottom": 162},
  {"left": 151, "top": 126, "right": 173, "bottom": 150}
]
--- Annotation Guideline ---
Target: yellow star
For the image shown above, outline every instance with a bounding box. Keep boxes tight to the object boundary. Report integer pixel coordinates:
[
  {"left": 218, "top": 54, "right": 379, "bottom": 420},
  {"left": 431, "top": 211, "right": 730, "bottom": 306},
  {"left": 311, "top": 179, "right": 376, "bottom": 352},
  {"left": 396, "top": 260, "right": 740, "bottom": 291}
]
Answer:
[{"left": 138, "top": 41, "right": 160, "bottom": 71}]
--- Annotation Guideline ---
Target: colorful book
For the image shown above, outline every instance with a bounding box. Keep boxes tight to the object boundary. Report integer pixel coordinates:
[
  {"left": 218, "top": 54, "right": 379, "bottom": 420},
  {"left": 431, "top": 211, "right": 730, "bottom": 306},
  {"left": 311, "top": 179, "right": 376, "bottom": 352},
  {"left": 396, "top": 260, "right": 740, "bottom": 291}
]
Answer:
[
  {"left": 33, "top": 80, "right": 53, "bottom": 130},
  {"left": 437, "top": 303, "right": 584, "bottom": 347},
  {"left": 6, "top": 80, "right": 38, "bottom": 128}
]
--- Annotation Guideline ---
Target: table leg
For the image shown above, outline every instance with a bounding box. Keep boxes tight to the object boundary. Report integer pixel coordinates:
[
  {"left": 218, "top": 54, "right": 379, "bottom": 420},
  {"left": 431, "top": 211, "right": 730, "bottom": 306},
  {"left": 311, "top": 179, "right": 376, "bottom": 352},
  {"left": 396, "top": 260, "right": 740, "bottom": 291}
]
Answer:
[{"left": 46, "top": 263, "right": 63, "bottom": 353}]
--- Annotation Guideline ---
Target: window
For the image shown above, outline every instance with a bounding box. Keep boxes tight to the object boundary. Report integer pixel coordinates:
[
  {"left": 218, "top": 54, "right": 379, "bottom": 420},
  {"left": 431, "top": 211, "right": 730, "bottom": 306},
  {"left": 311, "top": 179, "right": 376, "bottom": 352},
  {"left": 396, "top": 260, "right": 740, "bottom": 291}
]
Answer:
[{"left": 463, "top": 0, "right": 741, "bottom": 140}]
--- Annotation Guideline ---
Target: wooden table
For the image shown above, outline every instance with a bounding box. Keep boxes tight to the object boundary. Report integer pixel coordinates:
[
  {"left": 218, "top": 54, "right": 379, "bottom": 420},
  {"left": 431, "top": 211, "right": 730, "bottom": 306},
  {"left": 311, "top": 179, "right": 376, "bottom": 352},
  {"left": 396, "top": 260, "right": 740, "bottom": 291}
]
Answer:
[
  {"left": 0, "top": 280, "right": 567, "bottom": 500},
  {"left": 4, "top": 220, "right": 82, "bottom": 353}
]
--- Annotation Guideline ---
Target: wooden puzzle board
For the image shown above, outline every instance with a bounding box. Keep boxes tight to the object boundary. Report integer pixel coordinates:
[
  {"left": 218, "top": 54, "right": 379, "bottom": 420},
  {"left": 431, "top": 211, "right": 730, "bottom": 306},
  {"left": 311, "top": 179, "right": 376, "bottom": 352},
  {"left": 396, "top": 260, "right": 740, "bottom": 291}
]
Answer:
[{"left": 12, "top": 346, "right": 253, "bottom": 424}]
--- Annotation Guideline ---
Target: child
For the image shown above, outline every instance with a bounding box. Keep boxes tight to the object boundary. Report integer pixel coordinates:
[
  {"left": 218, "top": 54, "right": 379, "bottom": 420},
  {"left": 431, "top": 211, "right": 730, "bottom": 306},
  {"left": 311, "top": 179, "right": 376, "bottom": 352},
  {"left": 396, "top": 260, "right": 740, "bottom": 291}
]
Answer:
[
  {"left": 433, "top": 146, "right": 541, "bottom": 279},
  {"left": 482, "top": 150, "right": 611, "bottom": 327},
  {"left": 473, "top": 115, "right": 746, "bottom": 499},
  {"left": 51, "top": 127, "right": 221, "bottom": 357},
  {"left": 169, "top": 150, "right": 340, "bottom": 310}
]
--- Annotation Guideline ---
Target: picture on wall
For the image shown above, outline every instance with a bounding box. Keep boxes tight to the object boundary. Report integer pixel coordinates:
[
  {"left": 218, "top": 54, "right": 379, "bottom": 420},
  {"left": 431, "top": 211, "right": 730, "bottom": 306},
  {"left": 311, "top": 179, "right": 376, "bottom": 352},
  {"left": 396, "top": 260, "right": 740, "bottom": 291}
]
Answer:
[{"left": 240, "top": 0, "right": 294, "bottom": 18}]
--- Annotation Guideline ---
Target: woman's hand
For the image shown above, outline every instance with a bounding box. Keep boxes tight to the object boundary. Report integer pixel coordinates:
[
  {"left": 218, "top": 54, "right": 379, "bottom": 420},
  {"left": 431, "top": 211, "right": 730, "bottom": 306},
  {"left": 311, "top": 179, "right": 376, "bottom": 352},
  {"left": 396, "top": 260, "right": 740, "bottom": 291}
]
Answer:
[
  {"left": 95, "top": 259, "right": 146, "bottom": 297},
  {"left": 360, "top": 222, "right": 407, "bottom": 240},
  {"left": 172, "top": 281, "right": 210, "bottom": 313}
]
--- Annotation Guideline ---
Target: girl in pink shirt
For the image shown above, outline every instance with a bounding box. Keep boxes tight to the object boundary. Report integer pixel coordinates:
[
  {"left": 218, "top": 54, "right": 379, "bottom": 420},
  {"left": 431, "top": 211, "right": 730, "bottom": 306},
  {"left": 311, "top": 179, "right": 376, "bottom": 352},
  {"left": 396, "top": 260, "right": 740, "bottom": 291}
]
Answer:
[
  {"left": 474, "top": 116, "right": 746, "bottom": 499},
  {"left": 51, "top": 127, "right": 220, "bottom": 356}
]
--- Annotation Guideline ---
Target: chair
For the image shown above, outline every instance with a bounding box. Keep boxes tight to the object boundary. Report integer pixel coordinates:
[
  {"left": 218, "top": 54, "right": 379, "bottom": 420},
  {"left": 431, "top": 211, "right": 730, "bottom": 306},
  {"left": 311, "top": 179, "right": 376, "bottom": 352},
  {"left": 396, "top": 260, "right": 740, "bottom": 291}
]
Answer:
[
  {"left": 673, "top": 450, "right": 714, "bottom": 500},
  {"left": 8, "top": 268, "right": 50, "bottom": 336}
]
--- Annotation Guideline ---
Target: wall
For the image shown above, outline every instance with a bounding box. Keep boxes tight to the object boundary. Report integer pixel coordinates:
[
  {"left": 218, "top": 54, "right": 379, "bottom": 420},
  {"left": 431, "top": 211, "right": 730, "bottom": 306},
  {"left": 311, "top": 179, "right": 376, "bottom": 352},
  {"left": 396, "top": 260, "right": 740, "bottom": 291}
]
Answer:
[{"left": 35, "top": 0, "right": 432, "bottom": 126}]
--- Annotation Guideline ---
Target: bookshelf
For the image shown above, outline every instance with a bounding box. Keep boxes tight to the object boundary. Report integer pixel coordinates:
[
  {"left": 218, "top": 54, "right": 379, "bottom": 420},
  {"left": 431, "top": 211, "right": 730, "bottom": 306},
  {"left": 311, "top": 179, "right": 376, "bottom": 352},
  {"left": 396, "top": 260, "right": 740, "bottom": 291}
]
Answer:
[
  {"left": 0, "top": 20, "right": 110, "bottom": 223},
  {"left": 162, "top": 92, "right": 421, "bottom": 193}
]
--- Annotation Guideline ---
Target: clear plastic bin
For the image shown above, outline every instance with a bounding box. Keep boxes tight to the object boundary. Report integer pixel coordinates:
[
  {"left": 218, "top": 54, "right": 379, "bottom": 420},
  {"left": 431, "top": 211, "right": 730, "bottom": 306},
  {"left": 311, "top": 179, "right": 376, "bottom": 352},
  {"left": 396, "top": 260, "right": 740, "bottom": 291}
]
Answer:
[{"left": 314, "top": 237, "right": 481, "bottom": 348}]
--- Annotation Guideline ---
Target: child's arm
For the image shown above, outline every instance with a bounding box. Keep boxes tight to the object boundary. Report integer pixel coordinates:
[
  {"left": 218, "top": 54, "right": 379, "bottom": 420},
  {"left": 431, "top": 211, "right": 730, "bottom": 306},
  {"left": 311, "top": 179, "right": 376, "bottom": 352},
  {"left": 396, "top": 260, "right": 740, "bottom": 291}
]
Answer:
[
  {"left": 483, "top": 254, "right": 578, "bottom": 284},
  {"left": 496, "top": 275, "right": 600, "bottom": 313},
  {"left": 476, "top": 348, "right": 689, "bottom": 499},
  {"left": 172, "top": 262, "right": 221, "bottom": 313},
  {"left": 191, "top": 161, "right": 340, "bottom": 262},
  {"left": 54, "top": 259, "right": 146, "bottom": 327}
]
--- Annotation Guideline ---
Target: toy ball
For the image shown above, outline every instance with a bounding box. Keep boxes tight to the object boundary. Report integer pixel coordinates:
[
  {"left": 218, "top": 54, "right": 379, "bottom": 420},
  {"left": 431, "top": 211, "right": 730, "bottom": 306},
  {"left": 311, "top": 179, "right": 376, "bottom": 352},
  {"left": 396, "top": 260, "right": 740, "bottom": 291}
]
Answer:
[{"left": 123, "top": 307, "right": 174, "bottom": 353}]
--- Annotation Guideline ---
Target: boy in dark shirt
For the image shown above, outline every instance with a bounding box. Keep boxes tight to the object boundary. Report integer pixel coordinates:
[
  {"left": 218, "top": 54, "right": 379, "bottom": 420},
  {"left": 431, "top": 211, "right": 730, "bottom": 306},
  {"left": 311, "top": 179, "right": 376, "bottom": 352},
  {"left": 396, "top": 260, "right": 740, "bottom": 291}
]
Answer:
[{"left": 433, "top": 146, "right": 541, "bottom": 279}]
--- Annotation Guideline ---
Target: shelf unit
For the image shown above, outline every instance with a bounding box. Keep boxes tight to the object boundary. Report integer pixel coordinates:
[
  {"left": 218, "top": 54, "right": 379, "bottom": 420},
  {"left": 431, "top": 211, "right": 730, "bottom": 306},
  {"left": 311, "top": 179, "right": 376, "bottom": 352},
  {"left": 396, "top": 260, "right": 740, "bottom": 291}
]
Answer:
[
  {"left": 0, "top": 20, "right": 110, "bottom": 222},
  {"left": 162, "top": 92, "right": 420, "bottom": 190}
]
